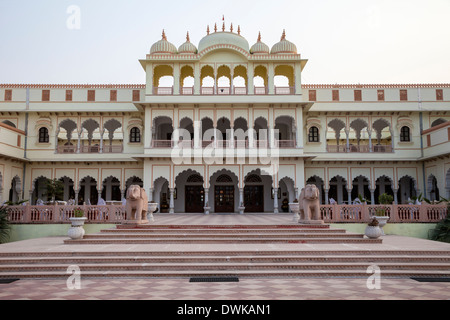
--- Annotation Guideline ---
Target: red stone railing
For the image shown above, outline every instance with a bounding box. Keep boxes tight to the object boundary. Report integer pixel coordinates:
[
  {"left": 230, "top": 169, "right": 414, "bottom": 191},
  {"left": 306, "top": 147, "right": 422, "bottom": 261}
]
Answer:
[{"left": 4, "top": 204, "right": 447, "bottom": 224}]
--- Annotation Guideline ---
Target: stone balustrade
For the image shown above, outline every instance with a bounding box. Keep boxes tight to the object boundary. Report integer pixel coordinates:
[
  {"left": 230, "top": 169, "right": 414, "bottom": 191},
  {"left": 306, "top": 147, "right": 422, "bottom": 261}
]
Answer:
[{"left": 4, "top": 203, "right": 447, "bottom": 224}]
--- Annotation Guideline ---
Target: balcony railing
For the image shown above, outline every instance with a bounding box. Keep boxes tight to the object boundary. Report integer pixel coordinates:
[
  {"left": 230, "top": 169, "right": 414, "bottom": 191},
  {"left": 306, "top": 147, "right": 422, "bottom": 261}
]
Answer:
[
  {"left": 152, "top": 140, "right": 296, "bottom": 149},
  {"left": 152, "top": 86, "right": 296, "bottom": 96},
  {"left": 6, "top": 203, "right": 447, "bottom": 224},
  {"left": 56, "top": 145, "right": 124, "bottom": 154},
  {"left": 327, "top": 144, "right": 393, "bottom": 153}
]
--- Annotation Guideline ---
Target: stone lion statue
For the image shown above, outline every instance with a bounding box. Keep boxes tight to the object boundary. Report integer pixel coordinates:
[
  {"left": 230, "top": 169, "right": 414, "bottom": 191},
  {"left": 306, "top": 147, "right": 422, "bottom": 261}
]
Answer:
[
  {"left": 125, "top": 185, "right": 148, "bottom": 223},
  {"left": 299, "top": 184, "right": 321, "bottom": 221}
]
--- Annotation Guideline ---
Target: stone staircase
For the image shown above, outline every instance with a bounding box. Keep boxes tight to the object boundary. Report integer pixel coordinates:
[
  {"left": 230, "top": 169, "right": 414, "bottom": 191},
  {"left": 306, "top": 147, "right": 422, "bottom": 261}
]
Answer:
[{"left": 0, "top": 223, "right": 449, "bottom": 280}]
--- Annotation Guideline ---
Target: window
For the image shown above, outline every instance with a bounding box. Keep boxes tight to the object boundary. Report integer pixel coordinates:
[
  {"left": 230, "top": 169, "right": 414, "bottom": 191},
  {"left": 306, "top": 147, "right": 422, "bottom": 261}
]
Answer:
[
  {"left": 4, "top": 90, "right": 12, "bottom": 101},
  {"left": 65, "top": 90, "right": 72, "bottom": 102},
  {"left": 400, "top": 89, "right": 408, "bottom": 101},
  {"left": 87, "top": 90, "right": 95, "bottom": 101},
  {"left": 110, "top": 90, "right": 117, "bottom": 102},
  {"left": 42, "top": 90, "right": 50, "bottom": 101},
  {"left": 436, "top": 89, "right": 444, "bottom": 101},
  {"left": 130, "top": 127, "right": 141, "bottom": 143},
  {"left": 354, "top": 90, "right": 362, "bottom": 101},
  {"left": 38, "top": 127, "right": 49, "bottom": 143},
  {"left": 308, "top": 126, "right": 320, "bottom": 143},
  {"left": 132, "top": 90, "right": 140, "bottom": 102},
  {"left": 332, "top": 90, "right": 339, "bottom": 101},
  {"left": 377, "top": 90, "right": 385, "bottom": 101},
  {"left": 400, "top": 126, "right": 411, "bottom": 142},
  {"left": 309, "top": 90, "right": 317, "bottom": 101}
]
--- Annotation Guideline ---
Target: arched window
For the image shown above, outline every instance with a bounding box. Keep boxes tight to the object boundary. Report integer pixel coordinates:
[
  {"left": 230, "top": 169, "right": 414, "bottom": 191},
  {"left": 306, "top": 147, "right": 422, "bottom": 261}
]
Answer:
[
  {"left": 130, "top": 127, "right": 141, "bottom": 143},
  {"left": 400, "top": 126, "right": 411, "bottom": 142},
  {"left": 308, "top": 126, "right": 320, "bottom": 143},
  {"left": 38, "top": 127, "right": 49, "bottom": 143}
]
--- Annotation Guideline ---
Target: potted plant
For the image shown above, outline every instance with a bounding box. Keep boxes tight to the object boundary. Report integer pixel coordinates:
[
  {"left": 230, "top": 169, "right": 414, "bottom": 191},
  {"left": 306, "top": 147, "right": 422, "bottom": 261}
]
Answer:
[
  {"left": 365, "top": 218, "right": 382, "bottom": 239},
  {"left": 148, "top": 201, "right": 158, "bottom": 222},
  {"left": 289, "top": 199, "right": 300, "bottom": 222},
  {"left": 372, "top": 193, "right": 392, "bottom": 234},
  {"left": 67, "top": 208, "right": 87, "bottom": 240},
  {"left": 0, "top": 206, "right": 11, "bottom": 244}
]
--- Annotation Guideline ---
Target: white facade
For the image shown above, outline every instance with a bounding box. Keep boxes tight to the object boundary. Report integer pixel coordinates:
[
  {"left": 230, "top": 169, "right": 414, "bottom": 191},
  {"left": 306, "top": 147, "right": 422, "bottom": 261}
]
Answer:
[{"left": 0, "top": 25, "right": 449, "bottom": 213}]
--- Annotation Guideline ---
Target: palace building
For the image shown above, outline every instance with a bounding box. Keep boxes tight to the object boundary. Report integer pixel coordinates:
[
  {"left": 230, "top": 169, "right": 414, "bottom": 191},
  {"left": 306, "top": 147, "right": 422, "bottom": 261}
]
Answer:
[{"left": 0, "top": 22, "right": 449, "bottom": 214}]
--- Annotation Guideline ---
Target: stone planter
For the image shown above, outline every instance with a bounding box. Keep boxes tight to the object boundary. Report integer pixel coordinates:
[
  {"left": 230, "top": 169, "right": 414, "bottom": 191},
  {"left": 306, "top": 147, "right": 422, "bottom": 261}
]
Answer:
[
  {"left": 289, "top": 203, "right": 300, "bottom": 222},
  {"left": 365, "top": 225, "right": 382, "bottom": 239},
  {"left": 68, "top": 217, "right": 87, "bottom": 240},
  {"left": 238, "top": 206, "right": 245, "bottom": 215},
  {"left": 147, "top": 203, "right": 158, "bottom": 222},
  {"left": 371, "top": 216, "right": 389, "bottom": 235},
  {"left": 204, "top": 207, "right": 211, "bottom": 215}
]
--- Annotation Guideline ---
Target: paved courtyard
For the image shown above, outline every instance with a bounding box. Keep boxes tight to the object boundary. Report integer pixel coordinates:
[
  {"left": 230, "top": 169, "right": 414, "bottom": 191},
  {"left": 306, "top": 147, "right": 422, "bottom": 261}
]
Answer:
[{"left": 0, "top": 214, "right": 449, "bottom": 300}]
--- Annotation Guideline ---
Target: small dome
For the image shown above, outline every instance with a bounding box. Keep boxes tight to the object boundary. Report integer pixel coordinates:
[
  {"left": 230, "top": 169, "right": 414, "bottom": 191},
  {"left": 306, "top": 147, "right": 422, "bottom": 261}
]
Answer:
[
  {"left": 250, "top": 32, "right": 269, "bottom": 54},
  {"left": 150, "top": 30, "right": 177, "bottom": 55},
  {"left": 271, "top": 30, "right": 297, "bottom": 54},
  {"left": 178, "top": 32, "right": 198, "bottom": 54}
]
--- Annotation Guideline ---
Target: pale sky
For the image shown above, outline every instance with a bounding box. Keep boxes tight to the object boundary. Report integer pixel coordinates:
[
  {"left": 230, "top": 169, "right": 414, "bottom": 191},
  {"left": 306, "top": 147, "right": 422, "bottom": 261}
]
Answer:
[{"left": 0, "top": 0, "right": 449, "bottom": 85}]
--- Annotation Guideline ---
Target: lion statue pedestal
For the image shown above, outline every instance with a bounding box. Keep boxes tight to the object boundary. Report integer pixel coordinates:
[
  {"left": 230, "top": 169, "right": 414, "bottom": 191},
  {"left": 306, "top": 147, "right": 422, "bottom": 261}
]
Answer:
[
  {"left": 298, "top": 184, "right": 324, "bottom": 225},
  {"left": 123, "top": 185, "right": 149, "bottom": 225}
]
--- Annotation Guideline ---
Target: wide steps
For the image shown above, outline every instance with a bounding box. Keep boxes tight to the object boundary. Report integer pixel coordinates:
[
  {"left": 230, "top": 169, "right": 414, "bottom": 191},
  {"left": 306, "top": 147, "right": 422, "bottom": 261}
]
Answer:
[{"left": 1, "top": 269, "right": 450, "bottom": 279}]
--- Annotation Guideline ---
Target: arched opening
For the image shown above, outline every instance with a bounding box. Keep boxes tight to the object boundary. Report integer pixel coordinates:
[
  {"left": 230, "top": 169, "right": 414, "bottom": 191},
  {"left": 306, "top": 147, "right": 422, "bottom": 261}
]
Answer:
[
  {"left": 180, "top": 65, "right": 194, "bottom": 94},
  {"left": 201, "top": 65, "right": 215, "bottom": 94},
  {"left": 279, "top": 177, "right": 295, "bottom": 212},
  {"left": 233, "top": 65, "right": 248, "bottom": 94},
  {"left": 32, "top": 177, "right": 51, "bottom": 204},
  {"left": 398, "top": 176, "right": 417, "bottom": 204},
  {"left": 374, "top": 176, "right": 394, "bottom": 204},
  {"left": 58, "top": 119, "right": 77, "bottom": 153},
  {"left": 274, "top": 65, "right": 294, "bottom": 94},
  {"left": 327, "top": 119, "right": 346, "bottom": 152},
  {"left": 103, "top": 119, "right": 122, "bottom": 153},
  {"left": 175, "top": 170, "right": 205, "bottom": 213},
  {"left": 101, "top": 177, "right": 121, "bottom": 202},
  {"left": 254, "top": 65, "right": 268, "bottom": 94},
  {"left": 210, "top": 169, "right": 239, "bottom": 213},
  {"left": 8, "top": 176, "right": 21, "bottom": 203},
  {"left": 58, "top": 177, "right": 75, "bottom": 202},
  {"left": 275, "top": 116, "right": 295, "bottom": 147},
  {"left": 431, "top": 118, "right": 447, "bottom": 127},
  {"left": 234, "top": 117, "right": 248, "bottom": 147},
  {"left": 78, "top": 176, "right": 98, "bottom": 205},
  {"left": 329, "top": 176, "right": 348, "bottom": 204},
  {"left": 153, "top": 116, "right": 174, "bottom": 147},
  {"left": 217, "top": 117, "right": 231, "bottom": 145},
  {"left": 254, "top": 117, "right": 268, "bottom": 147},
  {"left": 153, "top": 65, "right": 174, "bottom": 94},
  {"left": 351, "top": 176, "right": 371, "bottom": 203},
  {"left": 2, "top": 120, "right": 16, "bottom": 128},
  {"left": 244, "top": 170, "right": 272, "bottom": 213},
  {"left": 154, "top": 177, "right": 170, "bottom": 213},
  {"left": 427, "top": 175, "right": 440, "bottom": 202},
  {"left": 349, "top": 119, "right": 369, "bottom": 152},
  {"left": 81, "top": 119, "right": 100, "bottom": 153},
  {"left": 372, "top": 118, "right": 392, "bottom": 152}
]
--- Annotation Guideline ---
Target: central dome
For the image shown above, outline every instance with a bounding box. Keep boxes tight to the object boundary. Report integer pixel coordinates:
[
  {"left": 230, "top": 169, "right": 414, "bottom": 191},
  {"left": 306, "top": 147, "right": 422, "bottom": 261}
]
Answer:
[{"left": 198, "top": 31, "right": 250, "bottom": 54}]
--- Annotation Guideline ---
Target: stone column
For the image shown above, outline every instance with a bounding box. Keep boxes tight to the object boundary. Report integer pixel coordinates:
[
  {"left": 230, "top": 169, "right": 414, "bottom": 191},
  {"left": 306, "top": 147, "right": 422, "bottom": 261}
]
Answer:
[
  {"left": 173, "top": 63, "right": 180, "bottom": 95},
  {"left": 120, "top": 189, "right": 126, "bottom": 201},
  {"left": 76, "top": 131, "right": 82, "bottom": 154},
  {"left": 204, "top": 188, "right": 209, "bottom": 214},
  {"left": 148, "top": 188, "right": 154, "bottom": 202},
  {"left": 169, "top": 188, "right": 175, "bottom": 214},
  {"left": 54, "top": 128, "right": 60, "bottom": 154},
  {"left": 393, "top": 189, "right": 399, "bottom": 205},
  {"left": 248, "top": 63, "right": 254, "bottom": 95},
  {"left": 370, "top": 188, "right": 375, "bottom": 205},
  {"left": 347, "top": 188, "right": 352, "bottom": 204},
  {"left": 99, "top": 129, "right": 104, "bottom": 154},
  {"left": 273, "top": 188, "right": 279, "bottom": 214},
  {"left": 368, "top": 131, "right": 373, "bottom": 153},
  {"left": 345, "top": 129, "right": 350, "bottom": 153},
  {"left": 74, "top": 190, "right": 79, "bottom": 205},
  {"left": 239, "top": 188, "right": 245, "bottom": 214},
  {"left": 324, "top": 189, "right": 329, "bottom": 205}
]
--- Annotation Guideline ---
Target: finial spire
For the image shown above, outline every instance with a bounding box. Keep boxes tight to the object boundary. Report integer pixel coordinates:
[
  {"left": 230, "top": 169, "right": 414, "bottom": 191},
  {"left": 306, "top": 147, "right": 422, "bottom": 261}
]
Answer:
[
  {"left": 207, "top": 25, "right": 210, "bottom": 35},
  {"left": 162, "top": 29, "right": 167, "bottom": 40},
  {"left": 257, "top": 32, "right": 261, "bottom": 42},
  {"left": 222, "top": 21, "right": 225, "bottom": 32},
  {"left": 186, "top": 31, "right": 190, "bottom": 42},
  {"left": 230, "top": 23, "right": 233, "bottom": 33},
  {"left": 237, "top": 25, "right": 241, "bottom": 35},
  {"left": 281, "top": 29, "right": 286, "bottom": 40},
  {"left": 214, "top": 23, "right": 217, "bottom": 32}
]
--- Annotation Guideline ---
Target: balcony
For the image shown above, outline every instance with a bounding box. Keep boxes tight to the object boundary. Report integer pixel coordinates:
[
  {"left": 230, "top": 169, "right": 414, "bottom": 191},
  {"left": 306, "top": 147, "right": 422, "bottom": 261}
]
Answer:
[
  {"left": 326, "top": 145, "right": 393, "bottom": 153},
  {"left": 56, "top": 145, "right": 124, "bottom": 154},
  {"left": 152, "top": 86, "right": 295, "bottom": 96},
  {"left": 152, "top": 140, "right": 296, "bottom": 149}
]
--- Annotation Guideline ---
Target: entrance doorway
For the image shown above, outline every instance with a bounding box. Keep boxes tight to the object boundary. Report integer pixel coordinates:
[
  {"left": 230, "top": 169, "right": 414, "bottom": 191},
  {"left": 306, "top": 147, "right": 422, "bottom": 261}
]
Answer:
[
  {"left": 185, "top": 186, "right": 204, "bottom": 213},
  {"left": 244, "top": 186, "right": 264, "bottom": 212},
  {"left": 214, "top": 185, "right": 234, "bottom": 213}
]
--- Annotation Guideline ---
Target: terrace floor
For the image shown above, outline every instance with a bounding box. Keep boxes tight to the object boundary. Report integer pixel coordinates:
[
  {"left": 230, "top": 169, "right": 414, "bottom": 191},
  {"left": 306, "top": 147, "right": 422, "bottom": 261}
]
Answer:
[{"left": 0, "top": 214, "right": 449, "bottom": 301}]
